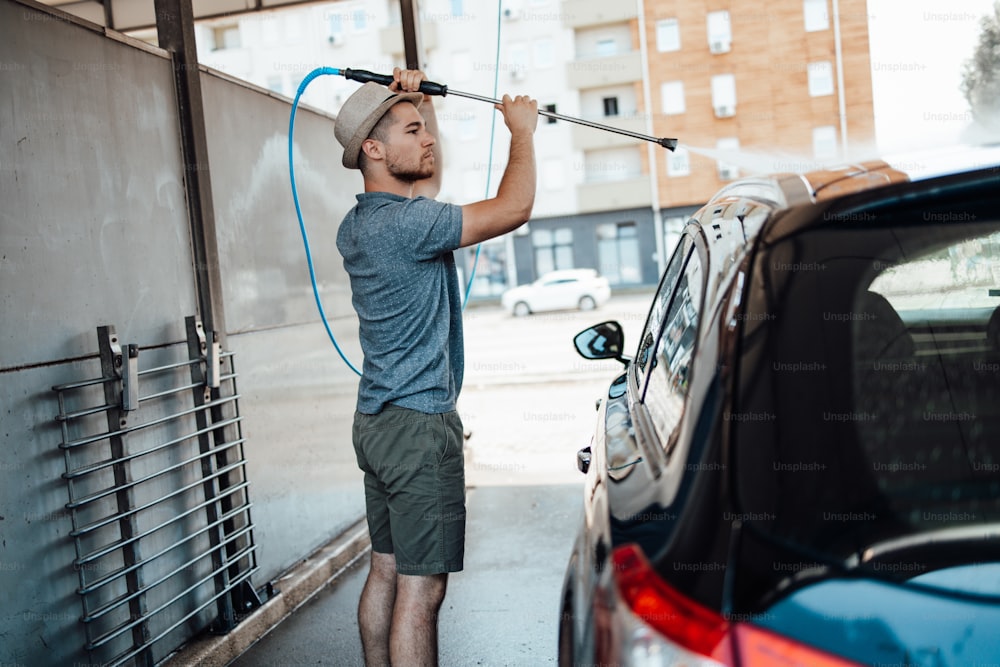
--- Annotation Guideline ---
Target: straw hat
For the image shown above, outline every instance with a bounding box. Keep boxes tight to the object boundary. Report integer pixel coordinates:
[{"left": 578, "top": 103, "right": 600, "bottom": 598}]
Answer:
[{"left": 335, "top": 82, "right": 424, "bottom": 169}]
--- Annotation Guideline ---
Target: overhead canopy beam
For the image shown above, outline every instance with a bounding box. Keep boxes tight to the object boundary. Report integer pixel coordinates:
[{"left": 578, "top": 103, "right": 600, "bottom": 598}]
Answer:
[
  {"left": 398, "top": 0, "right": 423, "bottom": 70},
  {"left": 38, "top": 0, "right": 425, "bottom": 40},
  {"left": 154, "top": 0, "right": 227, "bottom": 347}
]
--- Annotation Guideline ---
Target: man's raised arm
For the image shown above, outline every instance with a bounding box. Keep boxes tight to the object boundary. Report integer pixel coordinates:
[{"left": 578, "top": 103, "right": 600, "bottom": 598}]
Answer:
[{"left": 459, "top": 94, "right": 538, "bottom": 248}]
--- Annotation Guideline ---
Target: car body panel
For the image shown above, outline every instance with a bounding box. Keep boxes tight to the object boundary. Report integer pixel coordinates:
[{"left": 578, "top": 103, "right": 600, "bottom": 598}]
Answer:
[{"left": 758, "top": 565, "right": 1000, "bottom": 666}]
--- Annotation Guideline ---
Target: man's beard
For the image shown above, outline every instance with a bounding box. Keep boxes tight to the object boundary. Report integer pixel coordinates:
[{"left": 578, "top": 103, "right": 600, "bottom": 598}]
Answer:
[{"left": 386, "top": 152, "right": 434, "bottom": 183}]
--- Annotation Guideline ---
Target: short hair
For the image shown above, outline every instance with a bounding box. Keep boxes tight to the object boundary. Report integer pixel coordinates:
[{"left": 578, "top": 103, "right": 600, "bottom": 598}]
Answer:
[{"left": 358, "top": 104, "right": 402, "bottom": 174}]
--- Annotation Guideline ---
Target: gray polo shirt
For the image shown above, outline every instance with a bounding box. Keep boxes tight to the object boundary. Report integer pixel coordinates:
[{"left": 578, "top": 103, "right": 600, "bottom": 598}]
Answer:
[{"left": 336, "top": 192, "right": 465, "bottom": 415}]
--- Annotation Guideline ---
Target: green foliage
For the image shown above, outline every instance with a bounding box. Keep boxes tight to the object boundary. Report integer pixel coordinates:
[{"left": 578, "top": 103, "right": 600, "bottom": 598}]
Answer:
[{"left": 961, "top": 1, "right": 1000, "bottom": 130}]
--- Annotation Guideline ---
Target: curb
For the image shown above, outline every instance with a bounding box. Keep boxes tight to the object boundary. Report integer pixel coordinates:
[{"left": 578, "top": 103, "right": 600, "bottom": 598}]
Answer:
[{"left": 162, "top": 519, "right": 371, "bottom": 666}]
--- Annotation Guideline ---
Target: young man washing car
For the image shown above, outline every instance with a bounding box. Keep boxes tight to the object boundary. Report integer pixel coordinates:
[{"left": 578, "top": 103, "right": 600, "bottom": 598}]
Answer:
[{"left": 334, "top": 67, "right": 537, "bottom": 666}]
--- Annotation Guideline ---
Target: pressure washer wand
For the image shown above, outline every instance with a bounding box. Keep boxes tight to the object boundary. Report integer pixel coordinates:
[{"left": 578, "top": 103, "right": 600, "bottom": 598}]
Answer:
[{"left": 340, "top": 68, "right": 678, "bottom": 151}]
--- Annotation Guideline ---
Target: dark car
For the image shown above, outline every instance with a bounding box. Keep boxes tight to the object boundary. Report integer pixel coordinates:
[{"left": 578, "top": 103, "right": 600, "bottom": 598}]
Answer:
[{"left": 559, "top": 150, "right": 1000, "bottom": 667}]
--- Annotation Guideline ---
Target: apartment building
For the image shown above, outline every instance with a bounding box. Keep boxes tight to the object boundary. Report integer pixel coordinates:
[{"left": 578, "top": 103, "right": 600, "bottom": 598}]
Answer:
[
  {"left": 642, "top": 0, "right": 876, "bottom": 207},
  {"left": 551, "top": 0, "right": 876, "bottom": 282}
]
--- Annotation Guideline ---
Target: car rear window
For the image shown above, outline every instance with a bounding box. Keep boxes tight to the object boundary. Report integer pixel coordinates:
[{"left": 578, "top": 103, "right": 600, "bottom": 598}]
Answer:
[{"left": 733, "top": 216, "right": 1000, "bottom": 580}]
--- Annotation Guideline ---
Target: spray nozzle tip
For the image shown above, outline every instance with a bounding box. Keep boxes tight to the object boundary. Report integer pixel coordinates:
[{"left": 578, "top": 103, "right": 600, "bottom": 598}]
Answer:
[{"left": 660, "top": 138, "right": 679, "bottom": 151}]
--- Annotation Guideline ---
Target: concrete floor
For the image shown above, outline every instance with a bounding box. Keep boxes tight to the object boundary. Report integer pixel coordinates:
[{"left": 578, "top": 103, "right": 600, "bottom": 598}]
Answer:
[
  {"left": 232, "top": 483, "right": 583, "bottom": 667},
  {"left": 227, "top": 297, "right": 653, "bottom": 666}
]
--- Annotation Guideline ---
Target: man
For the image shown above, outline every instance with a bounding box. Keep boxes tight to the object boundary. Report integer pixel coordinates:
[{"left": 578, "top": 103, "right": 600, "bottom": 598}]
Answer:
[{"left": 334, "top": 67, "right": 537, "bottom": 667}]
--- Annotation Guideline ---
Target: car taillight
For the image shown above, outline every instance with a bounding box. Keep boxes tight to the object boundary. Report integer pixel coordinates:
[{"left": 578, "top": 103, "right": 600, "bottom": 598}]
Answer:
[
  {"left": 609, "top": 543, "right": 864, "bottom": 667},
  {"left": 611, "top": 544, "right": 731, "bottom": 663}
]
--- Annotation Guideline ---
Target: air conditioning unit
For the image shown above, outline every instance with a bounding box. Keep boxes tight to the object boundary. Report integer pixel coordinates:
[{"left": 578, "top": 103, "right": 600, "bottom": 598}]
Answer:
[
  {"left": 503, "top": 7, "right": 521, "bottom": 20},
  {"left": 328, "top": 34, "right": 342, "bottom": 46},
  {"left": 714, "top": 105, "right": 735, "bottom": 118},
  {"left": 510, "top": 69, "right": 525, "bottom": 81},
  {"left": 709, "top": 40, "right": 730, "bottom": 54},
  {"left": 718, "top": 166, "right": 739, "bottom": 181}
]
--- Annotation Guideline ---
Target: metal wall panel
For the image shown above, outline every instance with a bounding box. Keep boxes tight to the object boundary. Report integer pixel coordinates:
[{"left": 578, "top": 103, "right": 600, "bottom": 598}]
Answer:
[
  {"left": 226, "top": 323, "right": 363, "bottom": 579},
  {"left": 200, "top": 73, "right": 362, "bottom": 333},
  {"left": 200, "top": 72, "right": 366, "bottom": 579},
  {"left": 0, "top": 361, "right": 95, "bottom": 666},
  {"left": 0, "top": 1, "right": 196, "bottom": 369}
]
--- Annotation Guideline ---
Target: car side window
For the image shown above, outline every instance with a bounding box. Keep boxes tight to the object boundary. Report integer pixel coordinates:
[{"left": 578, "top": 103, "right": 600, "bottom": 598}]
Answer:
[
  {"left": 643, "top": 246, "right": 704, "bottom": 451},
  {"left": 633, "top": 234, "right": 692, "bottom": 388}
]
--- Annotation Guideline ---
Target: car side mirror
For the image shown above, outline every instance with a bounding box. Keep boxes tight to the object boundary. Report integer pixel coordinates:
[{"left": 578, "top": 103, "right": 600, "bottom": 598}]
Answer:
[{"left": 573, "top": 321, "right": 627, "bottom": 365}]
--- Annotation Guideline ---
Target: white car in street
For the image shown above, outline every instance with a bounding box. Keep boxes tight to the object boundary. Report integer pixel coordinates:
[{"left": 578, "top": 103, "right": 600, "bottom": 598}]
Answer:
[{"left": 500, "top": 269, "right": 611, "bottom": 316}]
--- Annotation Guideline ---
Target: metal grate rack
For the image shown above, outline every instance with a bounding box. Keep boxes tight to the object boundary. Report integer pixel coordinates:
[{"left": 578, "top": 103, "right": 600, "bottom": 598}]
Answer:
[{"left": 53, "top": 317, "right": 261, "bottom": 667}]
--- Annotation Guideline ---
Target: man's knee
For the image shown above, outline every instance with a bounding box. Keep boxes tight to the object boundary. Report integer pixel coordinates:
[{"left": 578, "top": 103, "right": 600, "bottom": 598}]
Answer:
[
  {"left": 369, "top": 550, "right": 397, "bottom": 581},
  {"left": 397, "top": 572, "right": 448, "bottom": 610}
]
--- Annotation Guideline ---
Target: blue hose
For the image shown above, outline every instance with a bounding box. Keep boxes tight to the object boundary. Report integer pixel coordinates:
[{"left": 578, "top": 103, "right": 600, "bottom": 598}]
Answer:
[{"left": 287, "top": 66, "right": 363, "bottom": 376}]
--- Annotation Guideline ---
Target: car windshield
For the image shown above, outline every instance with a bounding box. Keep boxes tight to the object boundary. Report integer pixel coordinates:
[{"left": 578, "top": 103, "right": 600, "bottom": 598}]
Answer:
[{"left": 734, "top": 214, "right": 1000, "bottom": 577}]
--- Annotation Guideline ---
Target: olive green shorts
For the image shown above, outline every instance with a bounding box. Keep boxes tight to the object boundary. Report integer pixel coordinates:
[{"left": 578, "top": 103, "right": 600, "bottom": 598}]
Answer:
[{"left": 352, "top": 404, "right": 466, "bottom": 575}]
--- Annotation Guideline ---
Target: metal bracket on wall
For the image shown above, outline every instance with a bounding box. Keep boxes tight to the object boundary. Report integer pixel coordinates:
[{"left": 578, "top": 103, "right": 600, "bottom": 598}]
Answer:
[
  {"left": 192, "top": 320, "right": 222, "bottom": 390},
  {"left": 101, "top": 327, "right": 140, "bottom": 412},
  {"left": 123, "top": 343, "right": 140, "bottom": 410}
]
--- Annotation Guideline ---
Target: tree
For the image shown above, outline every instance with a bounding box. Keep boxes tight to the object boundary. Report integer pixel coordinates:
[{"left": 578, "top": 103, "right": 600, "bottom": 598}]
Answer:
[{"left": 961, "top": 1, "right": 1000, "bottom": 133}]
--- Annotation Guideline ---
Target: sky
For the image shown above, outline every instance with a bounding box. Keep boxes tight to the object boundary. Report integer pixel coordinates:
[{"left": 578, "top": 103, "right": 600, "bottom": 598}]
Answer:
[{"left": 867, "top": 0, "right": 997, "bottom": 153}]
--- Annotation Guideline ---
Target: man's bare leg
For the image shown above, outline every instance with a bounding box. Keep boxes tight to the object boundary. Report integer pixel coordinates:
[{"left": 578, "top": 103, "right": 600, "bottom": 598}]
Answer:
[
  {"left": 390, "top": 572, "right": 448, "bottom": 667},
  {"left": 358, "top": 551, "right": 397, "bottom": 667}
]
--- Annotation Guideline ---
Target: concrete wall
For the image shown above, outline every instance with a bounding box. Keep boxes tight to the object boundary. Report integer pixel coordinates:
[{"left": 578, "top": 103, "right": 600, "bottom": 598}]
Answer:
[
  {"left": 0, "top": 0, "right": 363, "bottom": 663},
  {"left": 199, "top": 71, "right": 365, "bottom": 586}
]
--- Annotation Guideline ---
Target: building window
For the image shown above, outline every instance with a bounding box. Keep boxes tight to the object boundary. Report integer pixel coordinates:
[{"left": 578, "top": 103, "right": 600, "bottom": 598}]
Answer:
[
  {"left": 453, "top": 50, "right": 473, "bottom": 82},
  {"left": 462, "top": 170, "right": 482, "bottom": 200},
  {"left": 656, "top": 18, "right": 681, "bottom": 52},
  {"left": 284, "top": 13, "right": 303, "bottom": 41},
  {"left": 707, "top": 11, "right": 731, "bottom": 54},
  {"left": 596, "top": 38, "right": 617, "bottom": 56},
  {"left": 451, "top": 0, "right": 463, "bottom": 17},
  {"left": 804, "top": 0, "right": 829, "bottom": 32},
  {"left": 261, "top": 16, "right": 279, "bottom": 44},
  {"left": 597, "top": 222, "right": 642, "bottom": 285},
  {"left": 661, "top": 81, "right": 686, "bottom": 115},
  {"left": 663, "top": 215, "right": 687, "bottom": 261},
  {"left": 266, "top": 76, "right": 283, "bottom": 94},
  {"left": 459, "top": 114, "right": 477, "bottom": 141},
  {"left": 353, "top": 9, "right": 367, "bottom": 31},
  {"left": 666, "top": 147, "right": 691, "bottom": 177},
  {"left": 534, "top": 38, "right": 554, "bottom": 68},
  {"left": 543, "top": 158, "right": 565, "bottom": 190},
  {"left": 602, "top": 96, "right": 619, "bottom": 117},
  {"left": 212, "top": 24, "right": 241, "bottom": 50},
  {"left": 813, "top": 125, "right": 838, "bottom": 161},
  {"left": 808, "top": 61, "right": 834, "bottom": 96},
  {"left": 467, "top": 241, "right": 508, "bottom": 297},
  {"left": 543, "top": 103, "right": 557, "bottom": 124},
  {"left": 327, "top": 15, "right": 343, "bottom": 43},
  {"left": 510, "top": 42, "right": 530, "bottom": 80},
  {"left": 716, "top": 137, "right": 740, "bottom": 180},
  {"left": 533, "top": 228, "right": 574, "bottom": 275},
  {"left": 711, "top": 74, "right": 736, "bottom": 118}
]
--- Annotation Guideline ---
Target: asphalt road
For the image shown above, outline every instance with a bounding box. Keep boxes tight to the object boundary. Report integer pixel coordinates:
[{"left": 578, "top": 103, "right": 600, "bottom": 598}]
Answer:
[{"left": 231, "top": 293, "right": 654, "bottom": 666}]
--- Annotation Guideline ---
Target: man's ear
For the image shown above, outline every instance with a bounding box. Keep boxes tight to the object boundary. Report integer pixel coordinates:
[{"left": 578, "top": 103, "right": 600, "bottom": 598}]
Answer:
[{"left": 360, "top": 138, "right": 384, "bottom": 163}]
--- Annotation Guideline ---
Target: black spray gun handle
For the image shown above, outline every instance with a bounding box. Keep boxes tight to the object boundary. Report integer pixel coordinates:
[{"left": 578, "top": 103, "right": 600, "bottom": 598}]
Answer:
[
  {"left": 340, "top": 67, "right": 678, "bottom": 151},
  {"left": 342, "top": 68, "right": 449, "bottom": 97}
]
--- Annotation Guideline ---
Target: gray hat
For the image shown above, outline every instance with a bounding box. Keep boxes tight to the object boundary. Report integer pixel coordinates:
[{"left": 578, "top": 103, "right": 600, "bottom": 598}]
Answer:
[{"left": 334, "top": 82, "right": 424, "bottom": 170}]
